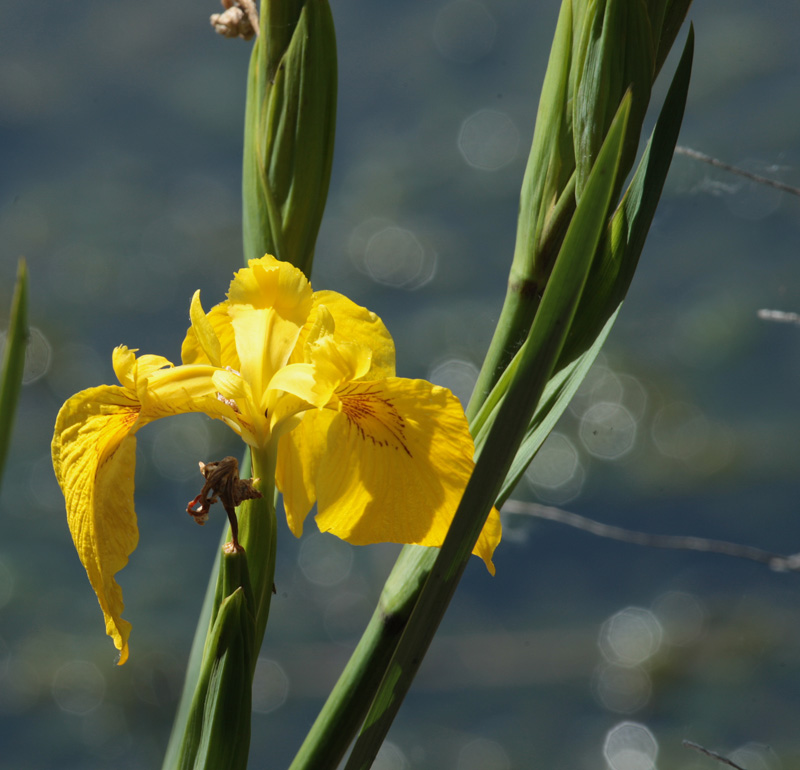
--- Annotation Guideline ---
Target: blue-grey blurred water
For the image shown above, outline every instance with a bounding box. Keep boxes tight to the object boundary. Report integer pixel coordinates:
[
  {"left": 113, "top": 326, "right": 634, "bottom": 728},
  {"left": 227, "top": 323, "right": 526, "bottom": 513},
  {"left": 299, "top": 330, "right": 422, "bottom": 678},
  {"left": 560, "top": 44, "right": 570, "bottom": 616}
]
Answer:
[{"left": 2, "top": 1, "right": 800, "bottom": 768}]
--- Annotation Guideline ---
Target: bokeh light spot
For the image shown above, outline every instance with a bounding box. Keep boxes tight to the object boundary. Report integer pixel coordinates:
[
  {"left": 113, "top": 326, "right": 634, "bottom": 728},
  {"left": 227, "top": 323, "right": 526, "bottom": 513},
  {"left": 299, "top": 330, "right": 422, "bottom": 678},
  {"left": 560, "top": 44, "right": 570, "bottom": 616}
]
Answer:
[
  {"left": 52, "top": 660, "right": 106, "bottom": 715},
  {"left": 599, "top": 607, "right": 663, "bottom": 666},
  {"left": 298, "top": 533, "right": 354, "bottom": 587},
  {"left": 252, "top": 657, "right": 289, "bottom": 714},
  {"left": 652, "top": 591, "right": 706, "bottom": 647},
  {"left": 525, "top": 432, "right": 584, "bottom": 504},
  {"left": 594, "top": 664, "right": 652, "bottom": 714},
  {"left": 428, "top": 358, "right": 479, "bottom": 408},
  {"left": 356, "top": 224, "right": 437, "bottom": 289},
  {"left": 0, "top": 326, "right": 52, "bottom": 384},
  {"left": 603, "top": 722, "right": 658, "bottom": 770},
  {"left": 457, "top": 737, "right": 510, "bottom": 770},
  {"left": 458, "top": 109, "right": 519, "bottom": 170},
  {"left": 579, "top": 402, "right": 637, "bottom": 460},
  {"left": 374, "top": 740, "right": 408, "bottom": 770},
  {"left": 433, "top": 1, "right": 496, "bottom": 64}
]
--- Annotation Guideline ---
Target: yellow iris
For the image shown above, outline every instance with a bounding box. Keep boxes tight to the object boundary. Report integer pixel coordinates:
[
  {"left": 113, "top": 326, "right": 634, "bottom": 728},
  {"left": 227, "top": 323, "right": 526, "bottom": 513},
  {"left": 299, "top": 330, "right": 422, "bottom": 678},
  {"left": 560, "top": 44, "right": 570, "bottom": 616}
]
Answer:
[{"left": 52, "top": 255, "right": 501, "bottom": 663}]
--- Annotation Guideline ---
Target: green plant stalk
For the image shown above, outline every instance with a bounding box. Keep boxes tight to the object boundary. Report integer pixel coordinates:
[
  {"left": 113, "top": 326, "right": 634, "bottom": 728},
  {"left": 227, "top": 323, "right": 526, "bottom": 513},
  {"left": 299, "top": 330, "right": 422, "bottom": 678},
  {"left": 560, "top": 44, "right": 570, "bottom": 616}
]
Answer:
[
  {"left": 288, "top": 21, "right": 695, "bottom": 770},
  {"left": 242, "top": 0, "right": 337, "bottom": 276},
  {"left": 174, "top": 546, "right": 256, "bottom": 770},
  {"left": 289, "top": 95, "right": 629, "bottom": 770},
  {"left": 344, "top": 95, "right": 631, "bottom": 770},
  {"left": 470, "top": 0, "right": 574, "bottom": 409},
  {"left": 0, "top": 259, "right": 28, "bottom": 493},
  {"left": 288, "top": 544, "right": 436, "bottom": 770},
  {"left": 498, "top": 27, "right": 695, "bottom": 502},
  {"left": 162, "top": 446, "right": 277, "bottom": 769}
]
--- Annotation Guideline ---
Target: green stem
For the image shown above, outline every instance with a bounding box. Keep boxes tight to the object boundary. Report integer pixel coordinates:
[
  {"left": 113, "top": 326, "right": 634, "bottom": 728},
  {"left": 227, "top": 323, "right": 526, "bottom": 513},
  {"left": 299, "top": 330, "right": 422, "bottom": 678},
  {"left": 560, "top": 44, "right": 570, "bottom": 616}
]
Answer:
[
  {"left": 289, "top": 546, "right": 436, "bottom": 770},
  {"left": 161, "top": 446, "right": 278, "bottom": 769},
  {"left": 242, "top": 444, "right": 279, "bottom": 657},
  {"left": 0, "top": 259, "right": 28, "bottom": 493}
]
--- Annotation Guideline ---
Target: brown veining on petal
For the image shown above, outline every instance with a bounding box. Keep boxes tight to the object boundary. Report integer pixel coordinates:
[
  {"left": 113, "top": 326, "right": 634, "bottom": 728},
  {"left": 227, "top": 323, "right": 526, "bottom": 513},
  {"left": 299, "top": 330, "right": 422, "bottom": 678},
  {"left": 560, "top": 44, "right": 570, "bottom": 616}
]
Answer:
[{"left": 338, "top": 384, "right": 412, "bottom": 457}]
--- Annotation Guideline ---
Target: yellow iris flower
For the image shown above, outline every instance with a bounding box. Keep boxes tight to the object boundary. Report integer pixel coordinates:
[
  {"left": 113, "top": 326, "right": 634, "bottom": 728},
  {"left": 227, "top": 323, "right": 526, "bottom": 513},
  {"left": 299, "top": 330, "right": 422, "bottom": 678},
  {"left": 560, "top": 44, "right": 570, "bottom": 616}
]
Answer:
[{"left": 52, "top": 255, "right": 501, "bottom": 663}]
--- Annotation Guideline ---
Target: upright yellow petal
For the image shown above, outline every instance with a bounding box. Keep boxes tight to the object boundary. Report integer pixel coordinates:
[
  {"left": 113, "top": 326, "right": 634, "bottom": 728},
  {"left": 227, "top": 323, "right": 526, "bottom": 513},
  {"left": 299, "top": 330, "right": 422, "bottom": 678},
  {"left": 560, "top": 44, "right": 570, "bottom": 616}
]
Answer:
[
  {"left": 227, "top": 257, "right": 313, "bottom": 411},
  {"left": 289, "top": 378, "right": 500, "bottom": 573},
  {"left": 294, "top": 290, "right": 396, "bottom": 379},
  {"left": 181, "top": 300, "right": 240, "bottom": 370},
  {"left": 188, "top": 291, "right": 222, "bottom": 367},
  {"left": 52, "top": 385, "right": 142, "bottom": 664}
]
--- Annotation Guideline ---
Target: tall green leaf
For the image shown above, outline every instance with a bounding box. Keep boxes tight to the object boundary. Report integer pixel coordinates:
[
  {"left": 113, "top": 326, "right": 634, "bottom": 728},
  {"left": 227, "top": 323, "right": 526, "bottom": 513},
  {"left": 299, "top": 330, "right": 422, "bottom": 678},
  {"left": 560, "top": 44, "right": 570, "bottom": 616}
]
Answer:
[
  {"left": 0, "top": 259, "right": 28, "bottom": 495},
  {"left": 499, "top": 27, "right": 694, "bottom": 503},
  {"left": 344, "top": 95, "right": 632, "bottom": 770}
]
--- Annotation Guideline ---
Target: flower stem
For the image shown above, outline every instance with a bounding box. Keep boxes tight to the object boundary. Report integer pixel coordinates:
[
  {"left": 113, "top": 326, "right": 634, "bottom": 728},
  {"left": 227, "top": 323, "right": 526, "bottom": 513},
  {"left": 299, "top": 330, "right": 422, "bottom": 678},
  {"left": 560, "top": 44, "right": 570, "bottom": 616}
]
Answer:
[
  {"left": 241, "top": 444, "right": 279, "bottom": 655},
  {"left": 161, "top": 445, "right": 278, "bottom": 769}
]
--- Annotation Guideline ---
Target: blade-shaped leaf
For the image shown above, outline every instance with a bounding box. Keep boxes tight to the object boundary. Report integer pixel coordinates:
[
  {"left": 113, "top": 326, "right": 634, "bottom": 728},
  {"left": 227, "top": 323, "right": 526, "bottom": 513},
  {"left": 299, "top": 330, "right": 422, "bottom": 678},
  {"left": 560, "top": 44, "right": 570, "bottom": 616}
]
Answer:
[
  {"left": 498, "top": 27, "right": 694, "bottom": 502},
  {"left": 344, "top": 95, "right": 632, "bottom": 770},
  {"left": 0, "top": 259, "right": 28, "bottom": 495}
]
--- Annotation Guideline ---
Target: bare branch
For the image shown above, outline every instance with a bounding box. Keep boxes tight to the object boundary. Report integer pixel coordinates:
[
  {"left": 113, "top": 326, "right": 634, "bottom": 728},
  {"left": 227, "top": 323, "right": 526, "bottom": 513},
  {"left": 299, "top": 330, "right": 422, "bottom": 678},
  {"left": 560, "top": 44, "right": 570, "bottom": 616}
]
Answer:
[
  {"left": 757, "top": 308, "right": 800, "bottom": 326},
  {"left": 683, "top": 740, "right": 749, "bottom": 770},
  {"left": 675, "top": 145, "right": 800, "bottom": 198},
  {"left": 502, "top": 500, "right": 800, "bottom": 573}
]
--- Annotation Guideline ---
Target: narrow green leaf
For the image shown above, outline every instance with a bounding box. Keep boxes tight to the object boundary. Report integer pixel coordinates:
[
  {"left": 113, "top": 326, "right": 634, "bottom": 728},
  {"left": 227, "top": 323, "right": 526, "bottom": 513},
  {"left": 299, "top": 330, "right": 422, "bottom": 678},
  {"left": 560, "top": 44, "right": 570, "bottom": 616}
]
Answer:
[
  {"left": 288, "top": 544, "right": 436, "bottom": 770},
  {"left": 344, "top": 96, "right": 632, "bottom": 770},
  {"left": 655, "top": 0, "right": 693, "bottom": 76},
  {"left": 498, "top": 307, "right": 619, "bottom": 505},
  {"left": 497, "top": 27, "right": 694, "bottom": 501},
  {"left": 557, "top": 24, "right": 694, "bottom": 366},
  {"left": 470, "top": 0, "right": 575, "bottom": 416},
  {"left": 0, "top": 259, "right": 28, "bottom": 494}
]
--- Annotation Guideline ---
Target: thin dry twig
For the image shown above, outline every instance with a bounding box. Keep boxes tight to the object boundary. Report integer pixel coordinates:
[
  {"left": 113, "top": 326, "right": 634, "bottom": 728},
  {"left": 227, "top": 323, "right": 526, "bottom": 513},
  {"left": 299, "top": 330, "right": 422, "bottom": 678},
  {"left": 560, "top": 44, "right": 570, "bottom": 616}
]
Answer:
[
  {"left": 757, "top": 308, "right": 800, "bottom": 325},
  {"left": 675, "top": 145, "right": 800, "bottom": 198},
  {"left": 683, "top": 740, "right": 749, "bottom": 770},
  {"left": 502, "top": 500, "right": 800, "bottom": 573}
]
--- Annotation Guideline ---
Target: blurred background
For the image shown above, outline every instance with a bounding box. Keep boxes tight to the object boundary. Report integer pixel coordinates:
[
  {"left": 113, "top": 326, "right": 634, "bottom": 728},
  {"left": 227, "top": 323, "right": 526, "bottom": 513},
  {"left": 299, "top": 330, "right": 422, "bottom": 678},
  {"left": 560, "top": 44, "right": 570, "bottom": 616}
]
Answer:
[{"left": 2, "top": 1, "right": 800, "bottom": 768}]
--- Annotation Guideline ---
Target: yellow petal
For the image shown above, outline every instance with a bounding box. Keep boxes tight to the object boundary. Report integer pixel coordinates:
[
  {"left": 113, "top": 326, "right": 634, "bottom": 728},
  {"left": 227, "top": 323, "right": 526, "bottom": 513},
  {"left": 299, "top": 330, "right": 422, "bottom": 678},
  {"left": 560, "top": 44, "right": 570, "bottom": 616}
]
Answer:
[
  {"left": 141, "top": 363, "right": 241, "bottom": 435},
  {"left": 290, "top": 378, "right": 500, "bottom": 573},
  {"left": 270, "top": 336, "right": 371, "bottom": 411},
  {"left": 227, "top": 258, "right": 313, "bottom": 413},
  {"left": 52, "top": 385, "right": 142, "bottom": 664},
  {"left": 188, "top": 290, "right": 221, "bottom": 366},
  {"left": 276, "top": 408, "right": 332, "bottom": 536},
  {"left": 299, "top": 290, "right": 396, "bottom": 379},
  {"left": 181, "top": 300, "right": 240, "bottom": 370}
]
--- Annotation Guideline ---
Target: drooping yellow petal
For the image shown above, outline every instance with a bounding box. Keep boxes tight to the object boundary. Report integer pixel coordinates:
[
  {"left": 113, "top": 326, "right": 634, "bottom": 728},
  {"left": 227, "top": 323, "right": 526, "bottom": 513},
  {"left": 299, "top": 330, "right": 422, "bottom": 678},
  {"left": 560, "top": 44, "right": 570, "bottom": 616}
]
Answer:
[
  {"left": 52, "top": 385, "right": 142, "bottom": 664},
  {"left": 276, "top": 408, "right": 332, "bottom": 536},
  {"left": 227, "top": 257, "right": 313, "bottom": 412},
  {"left": 285, "top": 378, "right": 500, "bottom": 573}
]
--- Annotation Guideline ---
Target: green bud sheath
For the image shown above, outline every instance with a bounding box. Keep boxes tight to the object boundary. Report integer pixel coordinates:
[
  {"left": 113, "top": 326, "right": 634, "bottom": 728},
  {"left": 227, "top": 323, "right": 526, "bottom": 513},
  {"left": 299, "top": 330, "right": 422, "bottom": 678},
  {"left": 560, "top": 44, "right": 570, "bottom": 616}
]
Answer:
[
  {"left": 572, "top": 0, "right": 655, "bottom": 199},
  {"left": 242, "top": 0, "right": 337, "bottom": 276},
  {"left": 175, "top": 547, "right": 256, "bottom": 770}
]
